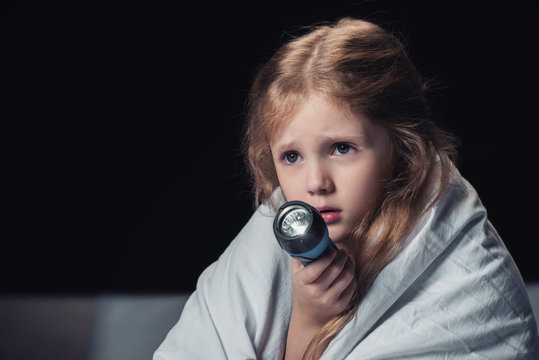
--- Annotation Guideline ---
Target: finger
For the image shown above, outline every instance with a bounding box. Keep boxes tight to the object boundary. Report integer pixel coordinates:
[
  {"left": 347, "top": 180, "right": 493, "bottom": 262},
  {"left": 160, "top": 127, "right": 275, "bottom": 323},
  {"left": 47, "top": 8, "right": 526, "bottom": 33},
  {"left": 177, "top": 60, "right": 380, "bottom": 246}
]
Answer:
[
  {"left": 337, "top": 268, "right": 357, "bottom": 305},
  {"left": 313, "top": 249, "right": 348, "bottom": 288},
  {"left": 332, "top": 257, "right": 356, "bottom": 298},
  {"left": 294, "top": 246, "right": 338, "bottom": 283},
  {"left": 314, "top": 253, "right": 355, "bottom": 308}
]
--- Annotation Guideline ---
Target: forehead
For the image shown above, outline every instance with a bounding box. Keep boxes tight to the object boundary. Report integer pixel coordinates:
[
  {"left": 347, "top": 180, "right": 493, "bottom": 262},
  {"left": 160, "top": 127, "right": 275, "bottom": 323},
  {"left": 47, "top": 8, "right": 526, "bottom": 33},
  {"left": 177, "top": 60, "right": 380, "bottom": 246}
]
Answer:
[{"left": 270, "top": 94, "right": 372, "bottom": 146}]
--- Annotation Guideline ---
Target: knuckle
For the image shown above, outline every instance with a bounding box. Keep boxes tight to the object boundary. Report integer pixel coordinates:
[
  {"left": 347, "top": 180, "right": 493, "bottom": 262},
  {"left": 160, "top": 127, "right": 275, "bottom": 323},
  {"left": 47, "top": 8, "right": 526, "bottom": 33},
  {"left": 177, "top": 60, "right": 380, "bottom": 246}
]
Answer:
[
  {"left": 319, "top": 294, "right": 333, "bottom": 307},
  {"left": 344, "top": 268, "right": 355, "bottom": 282},
  {"left": 336, "top": 249, "right": 347, "bottom": 262},
  {"left": 308, "top": 286, "right": 323, "bottom": 299}
]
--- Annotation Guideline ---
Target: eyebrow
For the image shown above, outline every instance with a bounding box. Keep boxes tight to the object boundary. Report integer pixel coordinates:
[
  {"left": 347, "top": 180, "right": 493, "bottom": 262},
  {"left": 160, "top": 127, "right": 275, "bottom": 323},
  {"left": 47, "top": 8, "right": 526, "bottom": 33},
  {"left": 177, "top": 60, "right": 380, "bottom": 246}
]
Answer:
[{"left": 272, "top": 134, "right": 367, "bottom": 152}]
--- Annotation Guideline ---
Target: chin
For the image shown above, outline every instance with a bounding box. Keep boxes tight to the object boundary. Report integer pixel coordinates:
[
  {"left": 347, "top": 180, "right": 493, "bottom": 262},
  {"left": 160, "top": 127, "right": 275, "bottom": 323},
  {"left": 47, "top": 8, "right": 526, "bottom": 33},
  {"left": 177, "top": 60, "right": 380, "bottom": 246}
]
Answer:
[
  {"left": 329, "top": 232, "right": 346, "bottom": 245},
  {"left": 329, "top": 227, "right": 353, "bottom": 250},
  {"left": 328, "top": 224, "right": 347, "bottom": 242}
]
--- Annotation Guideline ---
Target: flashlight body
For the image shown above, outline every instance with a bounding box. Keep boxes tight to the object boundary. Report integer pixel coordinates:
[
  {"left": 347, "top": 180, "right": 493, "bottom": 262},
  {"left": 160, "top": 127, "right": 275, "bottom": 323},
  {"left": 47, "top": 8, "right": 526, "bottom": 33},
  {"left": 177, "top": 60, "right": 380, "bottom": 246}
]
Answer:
[
  {"left": 273, "top": 200, "right": 336, "bottom": 266},
  {"left": 290, "top": 227, "right": 333, "bottom": 266}
]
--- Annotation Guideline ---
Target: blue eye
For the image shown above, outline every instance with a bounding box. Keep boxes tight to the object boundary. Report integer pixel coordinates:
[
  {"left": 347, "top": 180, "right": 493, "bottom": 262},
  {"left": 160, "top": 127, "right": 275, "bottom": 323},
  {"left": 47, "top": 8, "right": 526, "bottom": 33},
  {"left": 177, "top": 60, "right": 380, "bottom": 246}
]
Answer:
[
  {"left": 284, "top": 151, "right": 301, "bottom": 164},
  {"left": 334, "top": 143, "right": 352, "bottom": 155}
]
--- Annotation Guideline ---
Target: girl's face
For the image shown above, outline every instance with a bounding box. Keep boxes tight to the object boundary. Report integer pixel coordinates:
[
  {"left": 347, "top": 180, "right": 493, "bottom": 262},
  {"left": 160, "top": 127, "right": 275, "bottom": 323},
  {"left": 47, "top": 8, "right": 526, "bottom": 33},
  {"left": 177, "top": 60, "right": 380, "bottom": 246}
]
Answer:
[{"left": 270, "top": 94, "right": 392, "bottom": 250}]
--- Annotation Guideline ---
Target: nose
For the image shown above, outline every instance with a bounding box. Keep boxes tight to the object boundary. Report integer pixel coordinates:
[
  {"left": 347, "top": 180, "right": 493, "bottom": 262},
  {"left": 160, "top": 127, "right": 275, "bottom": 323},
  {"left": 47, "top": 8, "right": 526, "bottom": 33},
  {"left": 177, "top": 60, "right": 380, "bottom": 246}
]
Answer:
[{"left": 306, "top": 159, "right": 334, "bottom": 195}]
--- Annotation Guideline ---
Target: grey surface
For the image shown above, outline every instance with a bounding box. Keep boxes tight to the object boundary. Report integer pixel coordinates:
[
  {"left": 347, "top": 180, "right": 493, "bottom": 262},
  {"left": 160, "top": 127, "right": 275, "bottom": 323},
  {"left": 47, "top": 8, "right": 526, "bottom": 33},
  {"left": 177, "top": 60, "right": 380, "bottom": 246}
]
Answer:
[
  {"left": 527, "top": 283, "right": 539, "bottom": 332},
  {"left": 88, "top": 294, "right": 189, "bottom": 360},
  {"left": 0, "top": 285, "right": 537, "bottom": 360},
  {"left": 0, "top": 296, "right": 97, "bottom": 360},
  {"left": 0, "top": 293, "right": 189, "bottom": 360}
]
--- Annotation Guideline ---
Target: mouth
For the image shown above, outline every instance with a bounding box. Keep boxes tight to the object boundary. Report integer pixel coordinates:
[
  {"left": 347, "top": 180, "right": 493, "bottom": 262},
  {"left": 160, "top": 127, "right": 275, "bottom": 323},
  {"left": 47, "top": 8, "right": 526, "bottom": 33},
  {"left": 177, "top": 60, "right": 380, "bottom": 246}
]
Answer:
[{"left": 317, "top": 207, "right": 341, "bottom": 224}]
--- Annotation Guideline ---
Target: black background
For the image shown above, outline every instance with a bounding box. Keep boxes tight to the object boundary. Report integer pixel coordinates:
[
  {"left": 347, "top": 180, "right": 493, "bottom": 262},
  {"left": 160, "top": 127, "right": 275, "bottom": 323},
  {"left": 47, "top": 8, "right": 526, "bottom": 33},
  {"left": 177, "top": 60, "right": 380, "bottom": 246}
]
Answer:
[{"left": 3, "top": 1, "right": 538, "bottom": 294}]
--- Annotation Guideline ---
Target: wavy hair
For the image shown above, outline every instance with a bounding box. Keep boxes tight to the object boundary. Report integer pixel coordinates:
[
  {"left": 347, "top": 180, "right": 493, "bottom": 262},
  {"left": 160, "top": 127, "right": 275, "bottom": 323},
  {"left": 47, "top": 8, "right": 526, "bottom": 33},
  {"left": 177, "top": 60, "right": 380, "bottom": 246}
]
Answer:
[{"left": 243, "top": 17, "right": 456, "bottom": 358}]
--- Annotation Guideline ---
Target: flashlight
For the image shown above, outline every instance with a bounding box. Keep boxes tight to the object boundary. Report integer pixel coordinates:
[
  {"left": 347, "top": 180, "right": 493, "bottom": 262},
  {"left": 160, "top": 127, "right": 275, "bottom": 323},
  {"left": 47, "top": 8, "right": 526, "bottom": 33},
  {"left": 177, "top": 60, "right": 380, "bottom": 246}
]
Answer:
[{"left": 273, "top": 200, "right": 335, "bottom": 265}]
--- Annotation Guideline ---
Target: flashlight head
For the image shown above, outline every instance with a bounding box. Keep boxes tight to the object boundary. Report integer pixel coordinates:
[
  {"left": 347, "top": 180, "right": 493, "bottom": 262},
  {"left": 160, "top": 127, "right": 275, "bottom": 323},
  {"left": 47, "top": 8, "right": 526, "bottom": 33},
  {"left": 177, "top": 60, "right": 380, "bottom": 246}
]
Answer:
[
  {"left": 280, "top": 206, "right": 312, "bottom": 237},
  {"left": 273, "top": 200, "right": 332, "bottom": 264}
]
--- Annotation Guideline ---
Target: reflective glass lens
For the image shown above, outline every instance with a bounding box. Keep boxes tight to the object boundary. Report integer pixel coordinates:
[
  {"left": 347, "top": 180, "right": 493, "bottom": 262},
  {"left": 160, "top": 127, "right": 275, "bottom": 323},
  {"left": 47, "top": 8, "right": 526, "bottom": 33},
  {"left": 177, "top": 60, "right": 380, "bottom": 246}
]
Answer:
[{"left": 281, "top": 208, "right": 312, "bottom": 237}]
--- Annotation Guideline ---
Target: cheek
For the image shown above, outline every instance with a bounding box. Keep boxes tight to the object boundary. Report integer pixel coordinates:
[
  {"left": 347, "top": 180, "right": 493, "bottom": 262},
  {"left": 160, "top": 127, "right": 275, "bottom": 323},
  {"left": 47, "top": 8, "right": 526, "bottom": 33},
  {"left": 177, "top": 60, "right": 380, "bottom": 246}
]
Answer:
[
  {"left": 274, "top": 167, "right": 295, "bottom": 200},
  {"left": 342, "top": 164, "right": 386, "bottom": 209}
]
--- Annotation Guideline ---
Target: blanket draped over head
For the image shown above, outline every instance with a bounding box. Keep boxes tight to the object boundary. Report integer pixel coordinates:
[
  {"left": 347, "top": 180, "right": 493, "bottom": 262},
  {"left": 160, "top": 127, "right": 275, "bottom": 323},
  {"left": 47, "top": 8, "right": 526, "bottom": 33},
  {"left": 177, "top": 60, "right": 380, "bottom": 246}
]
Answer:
[{"left": 154, "top": 168, "right": 539, "bottom": 359}]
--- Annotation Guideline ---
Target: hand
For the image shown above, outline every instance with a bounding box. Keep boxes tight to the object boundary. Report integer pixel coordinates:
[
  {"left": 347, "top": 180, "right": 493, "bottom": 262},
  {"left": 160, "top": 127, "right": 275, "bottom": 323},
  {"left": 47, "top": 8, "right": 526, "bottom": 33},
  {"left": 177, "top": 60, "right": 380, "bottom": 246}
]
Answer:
[
  {"left": 290, "top": 246, "right": 356, "bottom": 329},
  {"left": 284, "top": 247, "right": 356, "bottom": 359}
]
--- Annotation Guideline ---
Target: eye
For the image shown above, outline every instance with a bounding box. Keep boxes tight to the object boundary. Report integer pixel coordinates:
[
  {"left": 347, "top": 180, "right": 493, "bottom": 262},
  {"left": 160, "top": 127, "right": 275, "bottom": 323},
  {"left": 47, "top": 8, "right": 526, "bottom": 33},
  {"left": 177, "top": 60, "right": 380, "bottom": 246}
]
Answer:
[
  {"left": 333, "top": 143, "right": 352, "bottom": 155},
  {"left": 283, "top": 151, "right": 302, "bottom": 164}
]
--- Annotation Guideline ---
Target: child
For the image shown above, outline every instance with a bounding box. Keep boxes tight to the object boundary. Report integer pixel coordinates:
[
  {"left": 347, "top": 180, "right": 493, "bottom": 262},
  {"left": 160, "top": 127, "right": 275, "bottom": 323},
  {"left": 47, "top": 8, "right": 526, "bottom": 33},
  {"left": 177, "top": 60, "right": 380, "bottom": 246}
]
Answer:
[{"left": 154, "top": 18, "right": 538, "bottom": 359}]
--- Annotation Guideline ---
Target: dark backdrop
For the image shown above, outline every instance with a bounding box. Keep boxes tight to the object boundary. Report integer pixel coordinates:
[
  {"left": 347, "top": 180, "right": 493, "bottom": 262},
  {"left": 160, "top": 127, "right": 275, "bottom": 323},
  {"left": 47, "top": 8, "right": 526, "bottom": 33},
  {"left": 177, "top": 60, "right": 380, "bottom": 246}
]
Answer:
[{"left": 3, "top": 1, "right": 538, "bottom": 294}]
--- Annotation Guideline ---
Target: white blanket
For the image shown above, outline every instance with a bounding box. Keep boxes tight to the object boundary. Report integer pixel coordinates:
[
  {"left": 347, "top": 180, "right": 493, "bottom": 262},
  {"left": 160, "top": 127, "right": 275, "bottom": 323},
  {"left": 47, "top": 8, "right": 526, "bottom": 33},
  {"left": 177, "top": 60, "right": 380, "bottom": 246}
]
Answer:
[{"left": 154, "top": 170, "right": 539, "bottom": 359}]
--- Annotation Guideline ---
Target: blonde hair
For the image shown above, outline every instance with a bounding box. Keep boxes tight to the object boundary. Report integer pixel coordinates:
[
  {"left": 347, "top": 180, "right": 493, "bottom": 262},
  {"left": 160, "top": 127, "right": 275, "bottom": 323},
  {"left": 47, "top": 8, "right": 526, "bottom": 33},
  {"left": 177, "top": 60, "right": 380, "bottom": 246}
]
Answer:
[{"left": 243, "top": 17, "right": 456, "bottom": 358}]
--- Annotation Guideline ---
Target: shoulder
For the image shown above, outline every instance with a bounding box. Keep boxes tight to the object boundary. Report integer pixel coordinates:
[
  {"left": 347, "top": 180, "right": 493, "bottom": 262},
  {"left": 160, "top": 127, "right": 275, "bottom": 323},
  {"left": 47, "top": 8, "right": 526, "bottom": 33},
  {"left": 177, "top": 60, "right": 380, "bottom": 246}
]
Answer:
[
  {"left": 157, "top": 194, "right": 292, "bottom": 359},
  {"left": 393, "top": 168, "right": 539, "bottom": 355},
  {"left": 334, "top": 168, "right": 539, "bottom": 358}
]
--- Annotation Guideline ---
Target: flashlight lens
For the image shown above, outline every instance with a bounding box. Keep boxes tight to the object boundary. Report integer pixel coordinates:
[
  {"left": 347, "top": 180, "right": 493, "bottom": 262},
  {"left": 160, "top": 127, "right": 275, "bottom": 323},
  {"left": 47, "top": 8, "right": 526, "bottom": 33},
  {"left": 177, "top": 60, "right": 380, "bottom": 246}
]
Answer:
[{"left": 281, "top": 208, "right": 312, "bottom": 237}]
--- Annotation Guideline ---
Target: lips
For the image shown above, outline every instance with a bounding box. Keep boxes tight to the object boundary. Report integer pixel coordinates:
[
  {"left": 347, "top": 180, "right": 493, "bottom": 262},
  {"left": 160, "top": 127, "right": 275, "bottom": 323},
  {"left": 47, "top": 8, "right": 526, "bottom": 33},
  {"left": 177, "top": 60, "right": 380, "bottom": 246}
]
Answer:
[{"left": 317, "top": 207, "right": 341, "bottom": 224}]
